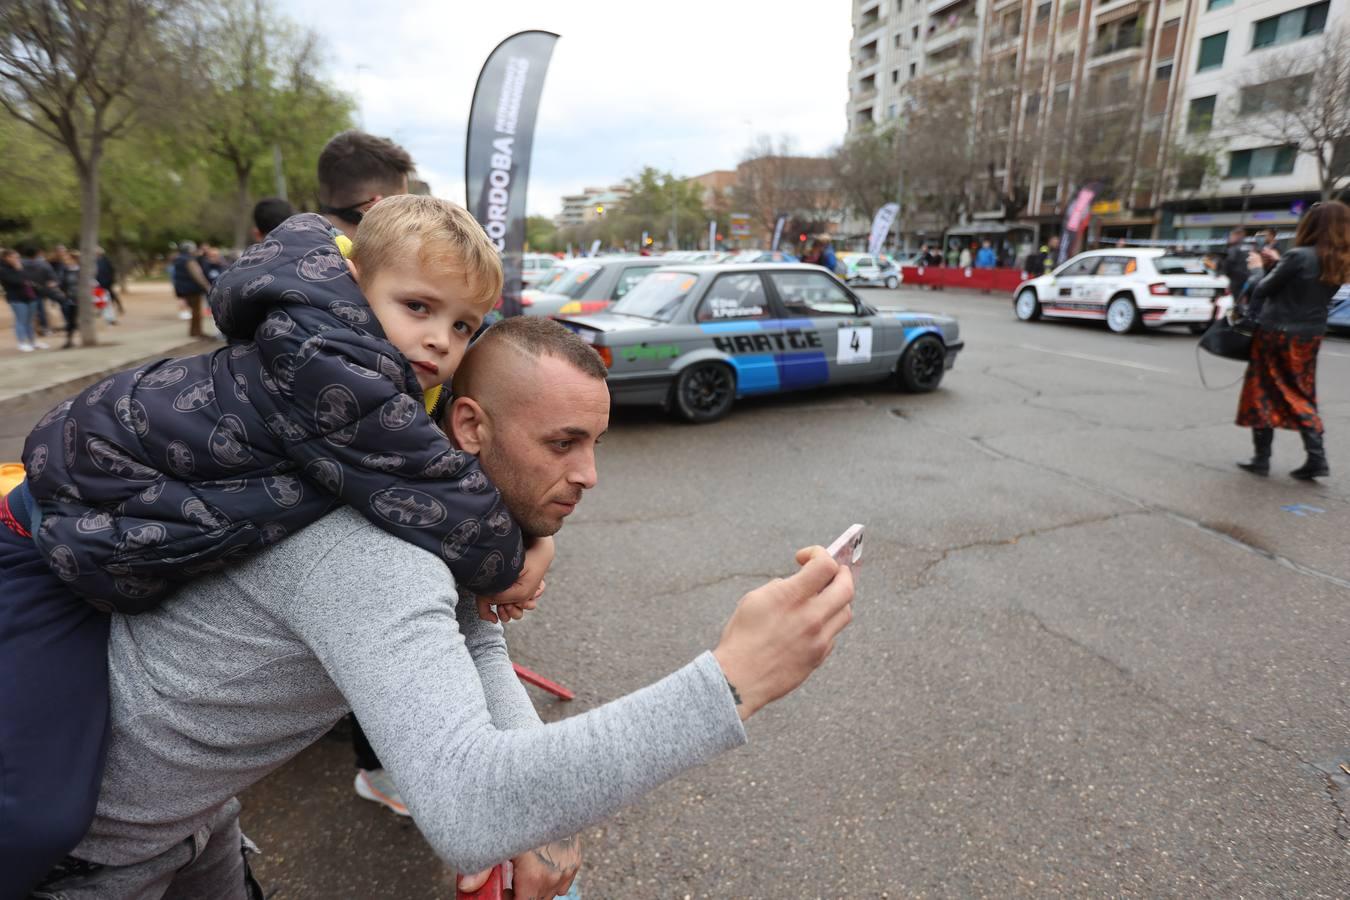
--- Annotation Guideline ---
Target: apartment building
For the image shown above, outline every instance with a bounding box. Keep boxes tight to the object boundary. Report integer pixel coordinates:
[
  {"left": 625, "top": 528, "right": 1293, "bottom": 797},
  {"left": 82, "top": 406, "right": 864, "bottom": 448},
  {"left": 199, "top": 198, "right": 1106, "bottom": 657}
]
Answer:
[
  {"left": 849, "top": 0, "right": 1343, "bottom": 243},
  {"left": 1167, "top": 0, "right": 1345, "bottom": 242},
  {"left": 554, "top": 184, "right": 631, "bottom": 229}
]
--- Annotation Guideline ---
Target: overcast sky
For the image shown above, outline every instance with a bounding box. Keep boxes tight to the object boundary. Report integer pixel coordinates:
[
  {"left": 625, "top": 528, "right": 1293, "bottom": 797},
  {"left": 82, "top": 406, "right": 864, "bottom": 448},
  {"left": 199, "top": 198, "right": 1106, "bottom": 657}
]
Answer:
[{"left": 277, "top": 0, "right": 852, "bottom": 216}]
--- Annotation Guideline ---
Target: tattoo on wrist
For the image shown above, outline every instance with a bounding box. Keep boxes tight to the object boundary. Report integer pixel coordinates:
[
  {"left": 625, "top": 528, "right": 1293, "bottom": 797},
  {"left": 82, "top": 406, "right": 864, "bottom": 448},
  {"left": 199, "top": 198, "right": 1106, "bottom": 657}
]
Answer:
[{"left": 725, "top": 676, "right": 743, "bottom": 706}]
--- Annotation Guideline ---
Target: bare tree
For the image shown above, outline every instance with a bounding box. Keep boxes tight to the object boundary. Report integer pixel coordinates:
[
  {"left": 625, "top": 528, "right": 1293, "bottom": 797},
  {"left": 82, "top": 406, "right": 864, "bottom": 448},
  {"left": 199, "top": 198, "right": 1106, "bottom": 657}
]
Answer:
[
  {"left": 830, "top": 125, "right": 900, "bottom": 223},
  {"left": 1229, "top": 24, "right": 1350, "bottom": 200},
  {"left": 897, "top": 76, "right": 979, "bottom": 236},
  {"left": 200, "top": 0, "right": 332, "bottom": 249},
  {"left": 733, "top": 135, "right": 800, "bottom": 241},
  {"left": 0, "top": 0, "right": 189, "bottom": 345}
]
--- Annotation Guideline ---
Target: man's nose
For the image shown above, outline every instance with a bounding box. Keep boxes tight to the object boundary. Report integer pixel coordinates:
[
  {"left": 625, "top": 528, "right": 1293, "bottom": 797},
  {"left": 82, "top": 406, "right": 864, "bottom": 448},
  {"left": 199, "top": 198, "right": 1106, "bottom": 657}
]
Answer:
[{"left": 568, "top": 450, "right": 598, "bottom": 490}]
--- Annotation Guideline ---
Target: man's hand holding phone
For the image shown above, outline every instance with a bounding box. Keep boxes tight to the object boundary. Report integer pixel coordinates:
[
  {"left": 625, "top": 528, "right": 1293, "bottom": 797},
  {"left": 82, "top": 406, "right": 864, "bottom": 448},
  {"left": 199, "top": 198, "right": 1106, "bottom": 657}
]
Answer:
[{"left": 712, "top": 543, "right": 855, "bottom": 722}]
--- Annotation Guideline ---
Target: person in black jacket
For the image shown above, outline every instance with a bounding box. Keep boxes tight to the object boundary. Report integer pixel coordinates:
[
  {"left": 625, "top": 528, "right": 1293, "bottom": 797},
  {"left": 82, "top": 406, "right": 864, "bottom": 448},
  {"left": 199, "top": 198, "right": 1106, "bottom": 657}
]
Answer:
[
  {"left": 1, "top": 197, "right": 552, "bottom": 888},
  {"left": 1235, "top": 201, "right": 1350, "bottom": 479},
  {"left": 1221, "top": 227, "right": 1253, "bottom": 300}
]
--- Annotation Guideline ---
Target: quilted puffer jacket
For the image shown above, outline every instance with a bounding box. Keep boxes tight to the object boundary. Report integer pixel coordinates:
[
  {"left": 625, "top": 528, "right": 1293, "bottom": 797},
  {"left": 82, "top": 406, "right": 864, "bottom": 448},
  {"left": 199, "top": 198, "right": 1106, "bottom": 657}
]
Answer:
[{"left": 22, "top": 214, "right": 522, "bottom": 613}]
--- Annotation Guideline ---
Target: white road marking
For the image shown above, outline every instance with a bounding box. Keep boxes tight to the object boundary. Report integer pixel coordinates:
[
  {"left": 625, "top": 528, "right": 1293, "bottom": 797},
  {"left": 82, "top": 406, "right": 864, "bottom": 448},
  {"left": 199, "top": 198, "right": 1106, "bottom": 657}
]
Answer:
[
  {"left": 1018, "top": 344, "right": 1176, "bottom": 374},
  {"left": 1322, "top": 348, "right": 1350, "bottom": 359}
]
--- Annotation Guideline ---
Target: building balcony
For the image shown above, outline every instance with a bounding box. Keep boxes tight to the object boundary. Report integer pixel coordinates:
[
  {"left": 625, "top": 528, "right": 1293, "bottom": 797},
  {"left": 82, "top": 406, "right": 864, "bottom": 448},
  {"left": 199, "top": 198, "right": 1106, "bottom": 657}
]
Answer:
[
  {"left": 988, "top": 28, "right": 1021, "bottom": 52},
  {"left": 927, "top": 22, "right": 977, "bottom": 55},
  {"left": 926, "top": 49, "right": 972, "bottom": 74},
  {"left": 1089, "top": 35, "right": 1144, "bottom": 63},
  {"left": 853, "top": 87, "right": 879, "bottom": 104},
  {"left": 927, "top": 0, "right": 969, "bottom": 17}
]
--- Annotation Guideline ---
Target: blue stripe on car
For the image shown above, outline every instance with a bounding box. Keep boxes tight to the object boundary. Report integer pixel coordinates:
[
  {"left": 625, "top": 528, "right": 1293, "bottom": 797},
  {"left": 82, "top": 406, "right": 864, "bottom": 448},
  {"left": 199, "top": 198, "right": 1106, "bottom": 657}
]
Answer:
[
  {"left": 730, "top": 354, "right": 780, "bottom": 394},
  {"left": 775, "top": 351, "right": 829, "bottom": 390}
]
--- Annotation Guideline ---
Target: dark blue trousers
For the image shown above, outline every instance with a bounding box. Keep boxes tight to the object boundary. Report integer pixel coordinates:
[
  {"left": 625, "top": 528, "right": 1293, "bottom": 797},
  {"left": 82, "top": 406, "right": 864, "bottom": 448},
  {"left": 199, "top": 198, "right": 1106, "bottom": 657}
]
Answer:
[{"left": 0, "top": 522, "right": 110, "bottom": 899}]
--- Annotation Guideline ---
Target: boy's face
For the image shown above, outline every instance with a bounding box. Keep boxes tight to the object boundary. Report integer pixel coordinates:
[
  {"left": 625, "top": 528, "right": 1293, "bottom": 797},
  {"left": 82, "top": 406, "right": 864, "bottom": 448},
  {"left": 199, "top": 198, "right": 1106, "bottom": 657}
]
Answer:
[{"left": 358, "top": 255, "right": 487, "bottom": 393}]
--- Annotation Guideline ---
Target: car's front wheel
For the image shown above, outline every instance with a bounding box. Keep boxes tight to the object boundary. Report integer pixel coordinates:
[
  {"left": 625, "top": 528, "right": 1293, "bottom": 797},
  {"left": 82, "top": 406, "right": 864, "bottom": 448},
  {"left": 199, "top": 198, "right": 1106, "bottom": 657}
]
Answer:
[
  {"left": 885, "top": 275, "right": 899, "bottom": 289},
  {"left": 897, "top": 335, "right": 946, "bottom": 392},
  {"left": 1106, "top": 295, "right": 1140, "bottom": 334},
  {"left": 672, "top": 362, "right": 736, "bottom": 423},
  {"left": 1014, "top": 288, "right": 1041, "bottom": 321}
]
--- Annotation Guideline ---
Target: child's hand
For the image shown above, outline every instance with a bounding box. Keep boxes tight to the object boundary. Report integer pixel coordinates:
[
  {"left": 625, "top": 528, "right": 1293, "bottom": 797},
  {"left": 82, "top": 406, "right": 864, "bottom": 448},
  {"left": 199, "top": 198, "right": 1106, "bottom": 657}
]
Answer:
[{"left": 475, "top": 536, "right": 555, "bottom": 624}]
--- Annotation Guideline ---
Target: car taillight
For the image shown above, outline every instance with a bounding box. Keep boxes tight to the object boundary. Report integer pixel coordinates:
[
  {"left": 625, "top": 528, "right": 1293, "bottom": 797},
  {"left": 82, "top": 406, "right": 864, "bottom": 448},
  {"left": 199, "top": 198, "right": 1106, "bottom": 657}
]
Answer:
[
  {"left": 1148, "top": 283, "right": 1170, "bottom": 296},
  {"left": 596, "top": 346, "right": 613, "bottom": 368},
  {"left": 521, "top": 295, "right": 533, "bottom": 307}
]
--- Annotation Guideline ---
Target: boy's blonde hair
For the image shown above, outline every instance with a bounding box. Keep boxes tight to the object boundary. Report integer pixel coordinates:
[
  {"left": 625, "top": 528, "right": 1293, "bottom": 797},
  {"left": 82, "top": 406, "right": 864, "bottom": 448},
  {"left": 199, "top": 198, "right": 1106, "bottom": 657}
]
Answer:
[{"left": 350, "top": 194, "right": 503, "bottom": 309}]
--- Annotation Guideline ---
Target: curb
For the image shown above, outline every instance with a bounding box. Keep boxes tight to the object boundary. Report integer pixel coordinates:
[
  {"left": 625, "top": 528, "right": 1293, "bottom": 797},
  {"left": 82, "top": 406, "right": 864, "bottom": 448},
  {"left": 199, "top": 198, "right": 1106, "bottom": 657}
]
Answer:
[{"left": 0, "top": 339, "right": 217, "bottom": 419}]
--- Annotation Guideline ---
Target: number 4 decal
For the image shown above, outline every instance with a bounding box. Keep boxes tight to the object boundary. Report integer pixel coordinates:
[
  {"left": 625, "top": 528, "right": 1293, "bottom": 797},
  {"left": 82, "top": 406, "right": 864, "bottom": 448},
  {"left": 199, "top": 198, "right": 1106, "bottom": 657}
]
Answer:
[{"left": 837, "top": 326, "right": 872, "bottom": 365}]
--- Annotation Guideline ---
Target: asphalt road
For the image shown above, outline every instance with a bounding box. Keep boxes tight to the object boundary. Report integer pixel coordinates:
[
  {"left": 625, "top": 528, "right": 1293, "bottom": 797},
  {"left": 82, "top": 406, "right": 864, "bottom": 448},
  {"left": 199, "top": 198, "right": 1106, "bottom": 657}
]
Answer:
[{"left": 5, "top": 287, "right": 1349, "bottom": 898}]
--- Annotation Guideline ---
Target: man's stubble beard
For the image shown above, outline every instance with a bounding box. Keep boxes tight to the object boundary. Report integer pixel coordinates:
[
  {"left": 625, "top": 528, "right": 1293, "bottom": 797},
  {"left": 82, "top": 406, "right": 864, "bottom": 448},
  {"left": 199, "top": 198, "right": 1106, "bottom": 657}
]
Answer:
[{"left": 481, "top": 438, "right": 566, "bottom": 539}]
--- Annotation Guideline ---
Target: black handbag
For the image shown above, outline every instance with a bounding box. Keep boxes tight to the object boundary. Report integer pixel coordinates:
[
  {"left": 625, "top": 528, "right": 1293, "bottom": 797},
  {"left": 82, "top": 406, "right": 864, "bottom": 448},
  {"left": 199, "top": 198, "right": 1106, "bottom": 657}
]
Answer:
[{"left": 1198, "top": 315, "right": 1253, "bottom": 361}]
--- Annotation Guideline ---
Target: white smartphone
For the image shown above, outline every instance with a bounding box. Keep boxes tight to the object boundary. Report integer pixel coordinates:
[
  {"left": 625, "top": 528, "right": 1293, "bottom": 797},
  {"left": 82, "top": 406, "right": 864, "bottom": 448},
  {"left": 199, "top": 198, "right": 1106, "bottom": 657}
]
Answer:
[{"left": 826, "top": 524, "right": 865, "bottom": 567}]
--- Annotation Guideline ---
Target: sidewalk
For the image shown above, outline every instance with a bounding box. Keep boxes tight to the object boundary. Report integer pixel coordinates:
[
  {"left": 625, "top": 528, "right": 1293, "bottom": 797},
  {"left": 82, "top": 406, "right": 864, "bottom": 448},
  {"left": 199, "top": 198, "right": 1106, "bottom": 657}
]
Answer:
[{"left": 0, "top": 280, "right": 216, "bottom": 410}]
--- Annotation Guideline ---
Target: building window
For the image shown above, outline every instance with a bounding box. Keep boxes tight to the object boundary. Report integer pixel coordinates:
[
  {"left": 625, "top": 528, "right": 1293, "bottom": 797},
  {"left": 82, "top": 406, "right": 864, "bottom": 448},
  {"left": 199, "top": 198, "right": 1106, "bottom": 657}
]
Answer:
[
  {"left": 1206, "top": 0, "right": 1233, "bottom": 9},
  {"left": 1187, "top": 95, "right": 1216, "bottom": 133},
  {"left": 887, "top": 103, "right": 899, "bottom": 119},
  {"left": 1155, "top": 61, "right": 1173, "bottom": 81},
  {"left": 1164, "top": 17, "right": 1180, "bottom": 29},
  {"left": 894, "top": 32, "right": 903, "bottom": 48},
  {"left": 897, "top": 0, "right": 903, "bottom": 9},
  {"left": 1025, "top": 93, "right": 1041, "bottom": 118},
  {"left": 1196, "top": 32, "right": 1227, "bottom": 71},
  {"left": 1036, "top": 1, "right": 1052, "bottom": 23},
  {"left": 891, "top": 68, "right": 900, "bottom": 83},
  {"left": 910, "top": 62, "right": 917, "bottom": 76},
  {"left": 1252, "top": 2, "right": 1329, "bottom": 50},
  {"left": 1240, "top": 74, "right": 1313, "bottom": 115},
  {"left": 1041, "top": 183, "right": 1059, "bottom": 204},
  {"left": 1227, "top": 145, "right": 1298, "bottom": 178},
  {"left": 912, "top": 24, "right": 919, "bottom": 40}
]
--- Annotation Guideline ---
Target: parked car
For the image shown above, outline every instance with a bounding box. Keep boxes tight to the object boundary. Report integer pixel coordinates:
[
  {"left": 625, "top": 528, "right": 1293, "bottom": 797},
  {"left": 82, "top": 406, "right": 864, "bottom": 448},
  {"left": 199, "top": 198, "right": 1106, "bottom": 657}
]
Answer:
[
  {"left": 839, "top": 252, "right": 900, "bottom": 289},
  {"left": 1013, "top": 249, "right": 1233, "bottom": 334},
  {"left": 1328, "top": 283, "right": 1350, "bottom": 334},
  {"left": 522, "top": 256, "right": 667, "bottom": 318},
  {"left": 728, "top": 250, "right": 798, "bottom": 264},
  {"left": 554, "top": 263, "right": 962, "bottom": 423},
  {"left": 520, "top": 253, "right": 559, "bottom": 287}
]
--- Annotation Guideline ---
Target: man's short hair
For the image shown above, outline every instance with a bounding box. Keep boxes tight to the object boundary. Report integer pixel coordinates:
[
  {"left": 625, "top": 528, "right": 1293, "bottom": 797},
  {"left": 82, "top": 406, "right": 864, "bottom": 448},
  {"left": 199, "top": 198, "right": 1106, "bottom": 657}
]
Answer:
[
  {"left": 253, "top": 198, "right": 295, "bottom": 237},
  {"left": 317, "top": 131, "right": 414, "bottom": 208},
  {"left": 466, "top": 316, "right": 608, "bottom": 383},
  {"left": 349, "top": 194, "right": 503, "bottom": 310}
]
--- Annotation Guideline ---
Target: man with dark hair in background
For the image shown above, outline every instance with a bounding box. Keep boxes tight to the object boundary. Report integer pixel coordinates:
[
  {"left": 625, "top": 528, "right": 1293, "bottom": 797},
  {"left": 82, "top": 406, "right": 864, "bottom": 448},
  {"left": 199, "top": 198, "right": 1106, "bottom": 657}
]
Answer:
[
  {"left": 313, "top": 129, "right": 421, "bottom": 816},
  {"left": 1222, "top": 227, "right": 1254, "bottom": 300},
  {"left": 317, "top": 130, "right": 415, "bottom": 239},
  {"left": 250, "top": 197, "right": 294, "bottom": 242}
]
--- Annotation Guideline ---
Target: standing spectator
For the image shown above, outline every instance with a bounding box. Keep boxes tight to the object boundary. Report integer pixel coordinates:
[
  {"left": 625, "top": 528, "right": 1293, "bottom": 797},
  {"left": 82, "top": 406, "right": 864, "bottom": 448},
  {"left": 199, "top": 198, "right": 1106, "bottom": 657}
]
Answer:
[
  {"left": 53, "top": 247, "right": 80, "bottom": 348},
  {"left": 974, "top": 240, "right": 997, "bottom": 268},
  {"left": 2, "top": 248, "right": 42, "bottom": 351},
  {"left": 958, "top": 244, "right": 973, "bottom": 268},
  {"left": 198, "top": 243, "right": 227, "bottom": 285},
  {"left": 1234, "top": 200, "right": 1350, "bottom": 480},
  {"left": 251, "top": 197, "right": 295, "bottom": 242},
  {"left": 95, "top": 247, "right": 123, "bottom": 318},
  {"left": 170, "top": 241, "right": 212, "bottom": 338},
  {"left": 20, "top": 245, "right": 59, "bottom": 340},
  {"left": 819, "top": 237, "right": 838, "bottom": 274},
  {"left": 1221, "top": 227, "right": 1252, "bottom": 300},
  {"left": 800, "top": 239, "right": 822, "bottom": 265}
]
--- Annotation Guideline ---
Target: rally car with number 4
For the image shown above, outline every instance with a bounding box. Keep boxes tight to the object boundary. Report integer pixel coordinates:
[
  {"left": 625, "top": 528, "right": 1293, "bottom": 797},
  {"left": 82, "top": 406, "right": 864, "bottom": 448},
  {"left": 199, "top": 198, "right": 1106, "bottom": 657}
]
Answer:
[{"left": 554, "top": 263, "right": 962, "bottom": 423}]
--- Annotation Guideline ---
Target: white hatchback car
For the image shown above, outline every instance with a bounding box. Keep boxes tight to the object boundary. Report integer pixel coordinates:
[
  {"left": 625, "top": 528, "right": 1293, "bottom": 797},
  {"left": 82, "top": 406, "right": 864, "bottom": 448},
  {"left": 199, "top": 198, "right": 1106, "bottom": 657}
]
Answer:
[{"left": 1014, "top": 249, "right": 1233, "bottom": 334}]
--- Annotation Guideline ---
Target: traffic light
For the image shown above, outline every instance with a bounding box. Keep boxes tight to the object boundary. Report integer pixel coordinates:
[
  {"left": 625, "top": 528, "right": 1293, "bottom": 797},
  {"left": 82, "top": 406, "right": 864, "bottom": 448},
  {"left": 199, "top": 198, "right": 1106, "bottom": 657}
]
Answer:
[{"left": 799, "top": 233, "right": 807, "bottom": 242}]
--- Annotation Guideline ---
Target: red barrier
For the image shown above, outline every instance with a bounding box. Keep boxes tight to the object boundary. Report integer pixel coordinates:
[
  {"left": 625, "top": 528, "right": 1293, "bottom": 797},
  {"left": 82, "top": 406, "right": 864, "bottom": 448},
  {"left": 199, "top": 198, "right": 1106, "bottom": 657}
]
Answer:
[{"left": 901, "top": 265, "right": 1027, "bottom": 294}]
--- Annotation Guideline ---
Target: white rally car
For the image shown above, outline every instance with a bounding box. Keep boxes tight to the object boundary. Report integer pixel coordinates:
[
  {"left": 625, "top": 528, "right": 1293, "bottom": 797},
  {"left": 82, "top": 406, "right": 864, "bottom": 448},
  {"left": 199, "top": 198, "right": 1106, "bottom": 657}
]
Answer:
[{"left": 1013, "top": 249, "right": 1233, "bottom": 335}]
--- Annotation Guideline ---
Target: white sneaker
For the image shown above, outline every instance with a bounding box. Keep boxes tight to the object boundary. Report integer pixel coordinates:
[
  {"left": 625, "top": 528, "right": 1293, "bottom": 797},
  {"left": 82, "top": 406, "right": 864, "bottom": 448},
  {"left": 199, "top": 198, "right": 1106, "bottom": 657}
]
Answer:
[
  {"left": 353, "top": 769, "right": 410, "bottom": 816},
  {"left": 33, "top": 340, "right": 49, "bottom": 350},
  {"left": 178, "top": 310, "right": 192, "bottom": 320},
  {"left": 17, "top": 342, "right": 34, "bottom": 352}
]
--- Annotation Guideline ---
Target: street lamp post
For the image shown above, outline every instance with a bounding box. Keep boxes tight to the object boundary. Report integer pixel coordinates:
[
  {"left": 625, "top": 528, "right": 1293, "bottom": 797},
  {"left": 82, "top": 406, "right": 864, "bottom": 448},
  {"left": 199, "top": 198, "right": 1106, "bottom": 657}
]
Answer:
[{"left": 1239, "top": 181, "right": 1256, "bottom": 229}]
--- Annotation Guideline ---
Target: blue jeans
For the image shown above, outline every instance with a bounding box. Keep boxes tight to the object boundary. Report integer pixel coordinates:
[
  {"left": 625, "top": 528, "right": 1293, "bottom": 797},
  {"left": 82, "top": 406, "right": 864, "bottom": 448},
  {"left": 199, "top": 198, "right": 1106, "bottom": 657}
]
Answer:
[{"left": 8, "top": 299, "right": 36, "bottom": 344}]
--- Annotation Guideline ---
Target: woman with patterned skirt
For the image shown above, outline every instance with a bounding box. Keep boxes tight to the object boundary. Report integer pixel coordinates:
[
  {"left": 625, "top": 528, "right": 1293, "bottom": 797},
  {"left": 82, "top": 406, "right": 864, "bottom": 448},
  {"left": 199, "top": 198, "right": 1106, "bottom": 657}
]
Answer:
[{"left": 1236, "top": 201, "right": 1350, "bottom": 480}]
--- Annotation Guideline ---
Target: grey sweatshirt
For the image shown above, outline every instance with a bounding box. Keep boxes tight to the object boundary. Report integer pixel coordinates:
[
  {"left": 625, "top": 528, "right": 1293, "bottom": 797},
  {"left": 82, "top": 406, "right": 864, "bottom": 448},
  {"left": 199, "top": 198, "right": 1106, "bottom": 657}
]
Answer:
[{"left": 75, "top": 507, "right": 746, "bottom": 873}]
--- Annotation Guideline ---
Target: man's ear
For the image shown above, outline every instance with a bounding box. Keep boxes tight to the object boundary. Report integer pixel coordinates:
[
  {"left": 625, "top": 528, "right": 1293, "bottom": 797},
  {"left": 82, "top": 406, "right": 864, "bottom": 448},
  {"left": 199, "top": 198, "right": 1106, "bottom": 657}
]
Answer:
[{"left": 450, "top": 397, "right": 489, "bottom": 455}]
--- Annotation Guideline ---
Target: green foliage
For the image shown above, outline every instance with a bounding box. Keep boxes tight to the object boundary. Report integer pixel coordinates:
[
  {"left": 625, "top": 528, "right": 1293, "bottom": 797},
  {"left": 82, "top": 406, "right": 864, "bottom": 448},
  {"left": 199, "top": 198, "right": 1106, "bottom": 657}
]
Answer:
[{"left": 526, "top": 215, "right": 559, "bottom": 252}]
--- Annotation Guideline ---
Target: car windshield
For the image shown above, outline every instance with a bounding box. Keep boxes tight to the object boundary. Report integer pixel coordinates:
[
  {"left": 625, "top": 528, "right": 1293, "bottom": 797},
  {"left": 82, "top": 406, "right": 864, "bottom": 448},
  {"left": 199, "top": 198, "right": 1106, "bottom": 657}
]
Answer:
[
  {"left": 609, "top": 270, "right": 700, "bottom": 321},
  {"left": 1153, "top": 256, "right": 1210, "bottom": 275},
  {"left": 533, "top": 266, "right": 571, "bottom": 292},
  {"left": 549, "top": 264, "right": 601, "bottom": 297}
]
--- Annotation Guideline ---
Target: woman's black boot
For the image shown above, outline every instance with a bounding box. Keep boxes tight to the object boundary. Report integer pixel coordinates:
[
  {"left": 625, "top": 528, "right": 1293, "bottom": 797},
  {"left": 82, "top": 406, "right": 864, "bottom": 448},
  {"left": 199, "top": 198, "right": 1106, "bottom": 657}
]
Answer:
[
  {"left": 1290, "top": 428, "right": 1329, "bottom": 480},
  {"left": 1237, "top": 427, "right": 1273, "bottom": 475}
]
